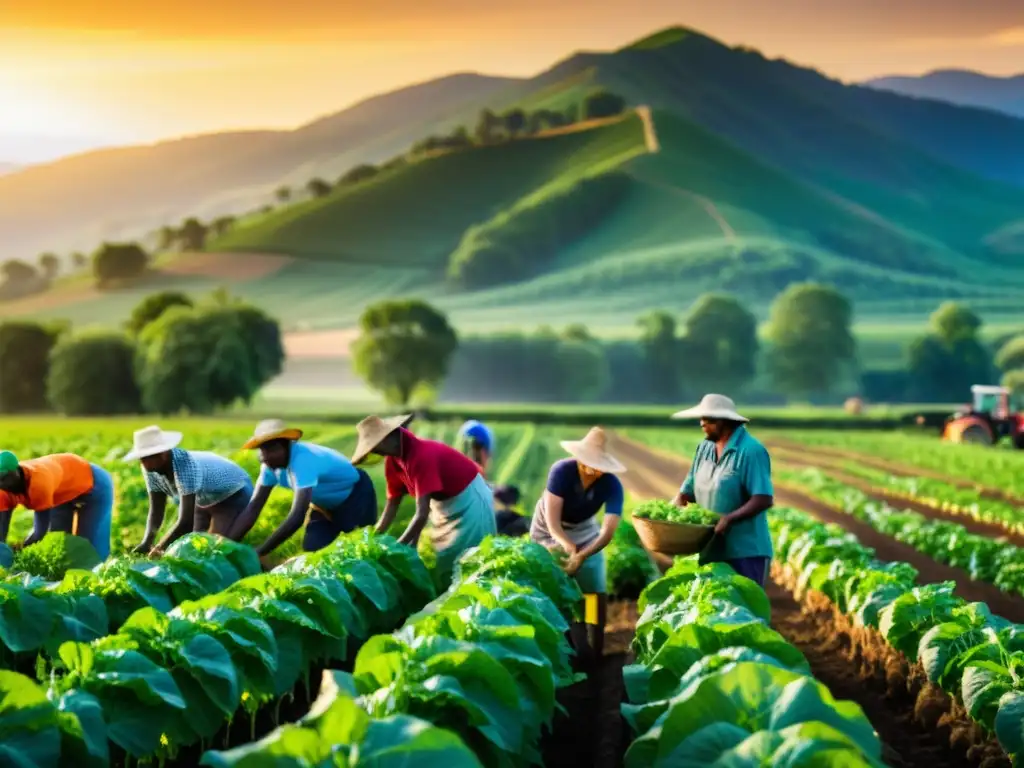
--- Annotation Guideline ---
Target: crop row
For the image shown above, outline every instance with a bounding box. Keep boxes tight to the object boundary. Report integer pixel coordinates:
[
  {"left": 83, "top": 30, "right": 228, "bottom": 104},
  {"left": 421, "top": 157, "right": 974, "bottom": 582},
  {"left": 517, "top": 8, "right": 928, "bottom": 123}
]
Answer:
[
  {"left": 770, "top": 430, "right": 1024, "bottom": 499},
  {"left": 0, "top": 530, "right": 436, "bottom": 765},
  {"left": 619, "top": 556, "right": 885, "bottom": 766},
  {"left": 770, "top": 506, "right": 1023, "bottom": 763},
  {"left": 778, "top": 467, "right": 1024, "bottom": 596},
  {"left": 199, "top": 536, "right": 584, "bottom": 767}
]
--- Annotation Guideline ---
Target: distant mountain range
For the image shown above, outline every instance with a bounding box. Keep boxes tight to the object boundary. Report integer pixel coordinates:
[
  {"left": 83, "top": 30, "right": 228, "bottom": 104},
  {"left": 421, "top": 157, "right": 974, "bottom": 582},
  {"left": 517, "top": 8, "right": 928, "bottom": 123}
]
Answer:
[
  {"left": 865, "top": 70, "right": 1024, "bottom": 119},
  {"left": 2, "top": 25, "right": 1024, "bottom": 333}
]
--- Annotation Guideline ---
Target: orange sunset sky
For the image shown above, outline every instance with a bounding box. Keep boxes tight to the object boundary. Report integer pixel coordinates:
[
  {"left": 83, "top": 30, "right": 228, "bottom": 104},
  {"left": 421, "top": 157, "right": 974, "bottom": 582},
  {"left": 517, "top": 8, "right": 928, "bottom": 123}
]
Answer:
[{"left": 2, "top": 0, "right": 1023, "bottom": 162}]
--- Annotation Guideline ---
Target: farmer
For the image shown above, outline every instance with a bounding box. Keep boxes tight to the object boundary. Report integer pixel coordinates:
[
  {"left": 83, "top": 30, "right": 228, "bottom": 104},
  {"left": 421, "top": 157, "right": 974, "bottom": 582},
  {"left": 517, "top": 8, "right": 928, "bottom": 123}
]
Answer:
[
  {"left": 670, "top": 394, "right": 774, "bottom": 587},
  {"left": 493, "top": 484, "right": 530, "bottom": 536},
  {"left": 457, "top": 420, "right": 495, "bottom": 476},
  {"left": 354, "top": 414, "right": 495, "bottom": 587},
  {"left": 530, "top": 426, "right": 626, "bottom": 664},
  {"left": 126, "top": 426, "right": 254, "bottom": 555},
  {"left": 0, "top": 450, "right": 114, "bottom": 559},
  {"left": 229, "top": 419, "right": 377, "bottom": 557}
]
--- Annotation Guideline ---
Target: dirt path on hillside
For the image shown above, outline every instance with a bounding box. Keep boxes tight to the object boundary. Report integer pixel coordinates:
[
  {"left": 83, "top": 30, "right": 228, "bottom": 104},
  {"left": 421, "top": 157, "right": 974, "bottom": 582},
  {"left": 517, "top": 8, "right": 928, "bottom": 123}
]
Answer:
[
  {"left": 633, "top": 174, "right": 738, "bottom": 242},
  {"left": 634, "top": 106, "right": 660, "bottom": 153},
  {"left": 613, "top": 435, "right": 1024, "bottom": 623},
  {"left": 764, "top": 437, "right": 1024, "bottom": 507},
  {"left": 772, "top": 450, "right": 1024, "bottom": 546}
]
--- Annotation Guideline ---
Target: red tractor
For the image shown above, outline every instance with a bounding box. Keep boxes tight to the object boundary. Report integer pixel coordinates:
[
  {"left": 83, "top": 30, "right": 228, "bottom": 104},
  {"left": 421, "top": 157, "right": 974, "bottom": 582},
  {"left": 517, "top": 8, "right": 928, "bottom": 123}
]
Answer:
[{"left": 942, "top": 385, "right": 1024, "bottom": 448}]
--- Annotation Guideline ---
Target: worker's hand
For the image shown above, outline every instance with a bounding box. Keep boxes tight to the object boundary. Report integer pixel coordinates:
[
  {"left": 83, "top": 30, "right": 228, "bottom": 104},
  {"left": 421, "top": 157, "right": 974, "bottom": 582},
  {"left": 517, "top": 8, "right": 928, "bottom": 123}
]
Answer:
[
  {"left": 563, "top": 552, "right": 584, "bottom": 576},
  {"left": 148, "top": 547, "right": 164, "bottom": 559},
  {"left": 714, "top": 515, "right": 733, "bottom": 535},
  {"left": 132, "top": 542, "right": 153, "bottom": 556},
  {"left": 558, "top": 540, "right": 577, "bottom": 557},
  {"left": 258, "top": 554, "right": 276, "bottom": 572},
  {"left": 670, "top": 493, "right": 688, "bottom": 508}
]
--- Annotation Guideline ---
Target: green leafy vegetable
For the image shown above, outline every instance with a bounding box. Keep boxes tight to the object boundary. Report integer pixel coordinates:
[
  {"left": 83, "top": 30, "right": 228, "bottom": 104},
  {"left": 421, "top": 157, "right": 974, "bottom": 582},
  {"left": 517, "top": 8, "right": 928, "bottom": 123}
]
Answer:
[{"left": 634, "top": 499, "right": 718, "bottom": 525}]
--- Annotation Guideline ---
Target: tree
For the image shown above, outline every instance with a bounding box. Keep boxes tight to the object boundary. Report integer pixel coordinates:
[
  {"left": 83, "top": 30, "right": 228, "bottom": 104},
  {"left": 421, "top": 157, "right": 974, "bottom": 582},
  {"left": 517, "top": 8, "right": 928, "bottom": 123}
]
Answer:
[
  {"left": 474, "top": 109, "right": 501, "bottom": 144},
  {"left": 177, "top": 218, "right": 208, "bottom": 251},
  {"left": 92, "top": 242, "right": 149, "bottom": 287},
  {"left": 637, "top": 310, "right": 681, "bottom": 402},
  {"left": 0, "top": 321, "right": 63, "bottom": 413},
  {"left": 351, "top": 299, "right": 458, "bottom": 406},
  {"left": 681, "top": 293, "right": 759, "bottom": 393},
  {"left": 562, "top": 324, "right": 593, "bottom": 342},
  {"left": 274, "top": 186, "right": 292, "bottom": 203},
  {"left": 583, "top": 90, "right": 627, "bottom": 120},
  {"left": 70, "top": 252, "right": 88, "bottom": 269},
  {"left": 126, "top": 291, "right": 195, "bottom": 336},
  {"left": 38, "top": 252, "right": 60, "bottom": 280},
  {"left": 996, "top": 335, "right": 1024, "bottom": 374},
  {"left": 135, "top": 301, "right": 284, "bottom": 413},
  {"left": 156, "top": 225, "right": 178, "bottom": 252},
  {"left": 339, "top": 164, "right": 379, "bottom": 186},
  {"left": 1004, "top": 370, "right": 1024, "bottom": 398},
  {"left": 210, "top": 216, "right": 236, "bottom": 237},
  {"left": 765, "top": 283, "right": 856, "bottom": 399},
  {"left": 306, "top": 178, "right": 332, "bottom": 198},
  {"left": 906, "top": 302, "right": 994, "bottom": 402},
  {"left": 47, "top": 330, "right": 141, "bottom": 415},
  {"left": 503, "top": 109, "right": 527, "bottom": 138},
  {"left": 0, "top": 259, "right": 42, "bottom": 299}
]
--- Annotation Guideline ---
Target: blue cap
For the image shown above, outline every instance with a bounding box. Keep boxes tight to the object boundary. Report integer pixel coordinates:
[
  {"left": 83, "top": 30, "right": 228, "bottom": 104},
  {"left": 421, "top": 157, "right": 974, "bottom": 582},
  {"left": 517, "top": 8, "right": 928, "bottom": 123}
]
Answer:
[{"left": 458, "top": 420, "right": 494, "bottom": 452}]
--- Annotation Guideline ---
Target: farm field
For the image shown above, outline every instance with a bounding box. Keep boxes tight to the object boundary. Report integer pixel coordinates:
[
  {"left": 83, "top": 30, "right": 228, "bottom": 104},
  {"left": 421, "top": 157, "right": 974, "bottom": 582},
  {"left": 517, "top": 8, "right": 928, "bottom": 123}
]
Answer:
[{"left": 3, "top": 417, "right": 1024, "bottom": 766}]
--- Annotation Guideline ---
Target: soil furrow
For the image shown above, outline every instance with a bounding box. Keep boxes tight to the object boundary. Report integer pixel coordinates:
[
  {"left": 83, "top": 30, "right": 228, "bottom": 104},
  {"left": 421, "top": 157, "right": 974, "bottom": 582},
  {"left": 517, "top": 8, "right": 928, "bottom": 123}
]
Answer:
[{"left": 762, "top": 437, "right": 1024, "bottom": 508}]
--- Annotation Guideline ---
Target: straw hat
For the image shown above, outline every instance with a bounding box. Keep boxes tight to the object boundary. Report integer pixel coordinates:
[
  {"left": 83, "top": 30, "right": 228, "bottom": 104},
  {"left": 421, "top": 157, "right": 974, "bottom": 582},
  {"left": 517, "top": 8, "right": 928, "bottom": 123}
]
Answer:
[
  {"left": 242, "top": 419, "right": 304, "bottom": 450},
  {"left": 123, "top": 426, "right": 183, "bottom": 461},
  {"left": 672, "top": 394, "right": 749, "bottom": 422},
  {"left": 350, "top": 414, "right": 413, "bottom": 465},
  {"left": 560, "top": 427, "right": 626, "bottom": 474}
]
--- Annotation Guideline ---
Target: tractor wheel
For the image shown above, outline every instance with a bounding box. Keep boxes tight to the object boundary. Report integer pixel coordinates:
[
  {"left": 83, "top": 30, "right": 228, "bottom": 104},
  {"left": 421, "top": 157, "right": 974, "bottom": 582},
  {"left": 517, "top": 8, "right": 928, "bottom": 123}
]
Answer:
[{"left": 961, "top": 424, "right": 993, "bottom": 446}]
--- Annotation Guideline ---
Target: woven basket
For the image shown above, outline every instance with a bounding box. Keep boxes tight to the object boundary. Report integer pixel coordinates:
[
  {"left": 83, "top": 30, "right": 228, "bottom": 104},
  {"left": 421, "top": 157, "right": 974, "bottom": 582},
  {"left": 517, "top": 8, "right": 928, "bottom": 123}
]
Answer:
[{"left": 633, "top": 516, "right": 714, "bottom": 556}]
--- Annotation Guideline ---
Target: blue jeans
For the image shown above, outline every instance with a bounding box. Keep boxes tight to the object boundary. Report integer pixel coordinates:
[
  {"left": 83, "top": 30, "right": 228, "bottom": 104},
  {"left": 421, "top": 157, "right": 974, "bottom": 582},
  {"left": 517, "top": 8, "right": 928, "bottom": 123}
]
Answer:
[
  {"left": 303, "top": 469, "right": 377, "bottom": 552},
  {"left": 48, "top": 464, "right": 114, "bottom": 559},
  {"left": 726, "top": 556, "right": 770, "bottom": 587}
]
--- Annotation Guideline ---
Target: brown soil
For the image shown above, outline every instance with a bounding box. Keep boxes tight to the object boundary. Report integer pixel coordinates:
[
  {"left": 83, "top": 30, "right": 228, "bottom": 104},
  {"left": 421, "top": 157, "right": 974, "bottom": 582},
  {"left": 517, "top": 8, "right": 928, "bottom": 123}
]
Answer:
[
  {"left": 773, "top": 449, "right": 1024, "bottom": 546},
  {"left": 763, "top": 437, "right": 1024, "bottom": 508},
  {"left": 771, "top": 567, "right": 1009, "bottom": 768},
  {"left": 164, "top": 251, "right": 291, "bottom": 280},
  {"left": 614, "top": 434, "right": 1024, "bottom": 624}
]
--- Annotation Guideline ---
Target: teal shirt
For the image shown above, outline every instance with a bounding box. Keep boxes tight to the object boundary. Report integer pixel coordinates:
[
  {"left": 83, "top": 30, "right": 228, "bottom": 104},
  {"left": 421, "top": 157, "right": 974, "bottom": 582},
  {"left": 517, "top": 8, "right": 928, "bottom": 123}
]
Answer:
[{"left": 681, "top": 426, "right": 774, "bottom": 560}]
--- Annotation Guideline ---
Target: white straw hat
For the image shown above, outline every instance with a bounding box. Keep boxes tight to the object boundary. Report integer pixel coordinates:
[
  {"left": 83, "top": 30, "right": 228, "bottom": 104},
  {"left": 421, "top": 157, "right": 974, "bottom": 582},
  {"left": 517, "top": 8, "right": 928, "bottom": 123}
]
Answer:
[
  {"left": 351, "top": 414, "right": 414, "bottom": 465},
  {"left": 123, "top": 425, "right": 183, "bottom": 461},
  {"left": 242, "top": 419, "right": 304, "bottom": 450},
  {"left": 560, "top": 427, "right": 627, "bottom": 474},
  {"left": 672, "top": 394, "right": 749, "bottom": 422}
]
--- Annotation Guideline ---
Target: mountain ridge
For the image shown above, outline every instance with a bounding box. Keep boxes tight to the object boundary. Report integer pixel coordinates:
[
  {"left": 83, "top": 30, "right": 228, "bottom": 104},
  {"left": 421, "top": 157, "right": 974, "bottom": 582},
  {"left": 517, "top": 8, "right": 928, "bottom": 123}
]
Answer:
[{"left": 865, "top": 69, "right": 1024, "bottom": 118}]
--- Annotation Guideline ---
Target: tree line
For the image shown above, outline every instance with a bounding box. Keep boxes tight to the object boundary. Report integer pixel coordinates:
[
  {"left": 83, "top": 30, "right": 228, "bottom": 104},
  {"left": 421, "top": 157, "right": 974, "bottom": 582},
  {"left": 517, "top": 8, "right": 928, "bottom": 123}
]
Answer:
[
  {"left": 0, "top": 291, "right": 284, "bottom": 416},
  {"left": 348, "top": 286, "right": 1023, "bottom": 408}
]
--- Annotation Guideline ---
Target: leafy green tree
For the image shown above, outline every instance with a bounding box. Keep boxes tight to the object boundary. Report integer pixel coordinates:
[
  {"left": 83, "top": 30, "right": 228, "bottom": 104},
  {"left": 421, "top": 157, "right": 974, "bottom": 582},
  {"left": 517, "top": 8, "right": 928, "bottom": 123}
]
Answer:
[
  {"left": 306, "top": 178, "right": 332, "bottom": 198},
  {"left": 38, "top": 253, "right": 60, "bottom": 280},
  {"left": 1004, "top": 370, "right": 1024, "bottom": 398},
  {"left": 177, "top": 218, "right": 208, "bottom": 251},
  {"left": 274, "top": 186, "right": 292, "bottom": 203},
  {"left": 583, "top": 90, "right": 627, "bottom": 119},
  {"left": 92, "top": 242, "right": 149, "bottom": 287},
  {"left": 156, "top": 225, "right": 178, "bottom": 251},
  {"left": 474, "top": 109, "right": 501, "bottom": 144},
  {"left": 637, "top": 309, "right": 681, "bottom": 402},
  {"left": 503, "top": 109, "right": 527, "bottom": 138},
  {"left": 70, "top": 252, "right": 87, "bottom": 269},
  {"left": 0, "top": 321, "right": 63, "bottom": 412},
  {"left": 47, "top": 330, "right": 140, "bottom": 415},
  {"left": 906, "top": 302, "right": 993, "bottom": 402},
  {"left": 126, "top": 291, "right": 195, "bottom": 336},
  {"left": 996, "top": 335, "right": 1024, "bottom": 374},
  {"left": 681, "top": 293, "right": 759, "bottom": 393},
  {"left": 351, "top": 299, "right": 458, "bottom": 406},
  {"left": 339, "top": 164, "right": 379, "bottom": 186},
  {"left": 765, "top": 283, "right": 856, "bottom": 398},
  {"left": 562, "top": 324, "right": 593, "bottom": 342},
  {"left": 135, "top": 302, "right": 284, "bottom": 413}
]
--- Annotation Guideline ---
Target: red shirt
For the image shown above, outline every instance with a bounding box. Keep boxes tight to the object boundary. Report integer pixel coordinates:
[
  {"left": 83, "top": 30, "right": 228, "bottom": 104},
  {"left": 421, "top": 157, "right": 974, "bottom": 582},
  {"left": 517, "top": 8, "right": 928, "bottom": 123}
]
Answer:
[{"left": 385, "top": 429, "right": 480, "bottom": 500}]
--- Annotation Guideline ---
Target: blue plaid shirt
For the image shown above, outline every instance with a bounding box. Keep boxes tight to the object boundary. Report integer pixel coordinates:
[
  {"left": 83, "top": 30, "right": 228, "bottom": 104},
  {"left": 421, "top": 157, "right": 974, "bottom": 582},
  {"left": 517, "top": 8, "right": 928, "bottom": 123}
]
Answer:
[{"left": 145, "top": 448, "right": 250, "bottom": 508}]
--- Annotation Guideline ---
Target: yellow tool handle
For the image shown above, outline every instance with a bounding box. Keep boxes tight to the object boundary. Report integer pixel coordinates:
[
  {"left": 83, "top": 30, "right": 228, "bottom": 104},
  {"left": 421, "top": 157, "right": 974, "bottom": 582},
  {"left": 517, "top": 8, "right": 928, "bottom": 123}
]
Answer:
[{"left": 584, "top": 593, "right": 599, "bottom": 625}]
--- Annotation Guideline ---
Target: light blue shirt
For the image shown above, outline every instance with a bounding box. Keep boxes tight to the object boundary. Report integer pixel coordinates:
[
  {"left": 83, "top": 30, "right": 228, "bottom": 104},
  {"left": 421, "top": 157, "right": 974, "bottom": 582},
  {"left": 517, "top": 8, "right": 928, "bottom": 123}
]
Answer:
[
  {"left": 681, "top": 426, "right": 774, "bottom": 560},
  {"left": 258, "top": 441, "right": 359, "bottom": 511}
]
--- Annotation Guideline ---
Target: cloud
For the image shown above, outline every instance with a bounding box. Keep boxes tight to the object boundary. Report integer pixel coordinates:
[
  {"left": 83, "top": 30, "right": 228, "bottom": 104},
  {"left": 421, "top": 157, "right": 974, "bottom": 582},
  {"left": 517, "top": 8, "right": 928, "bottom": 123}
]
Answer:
[
  {"left": 897, "top": 26, "right": 1024, "bottom": 51},
  {"left": 988, "top": 27, "right": 1024, "bottom": 46}
]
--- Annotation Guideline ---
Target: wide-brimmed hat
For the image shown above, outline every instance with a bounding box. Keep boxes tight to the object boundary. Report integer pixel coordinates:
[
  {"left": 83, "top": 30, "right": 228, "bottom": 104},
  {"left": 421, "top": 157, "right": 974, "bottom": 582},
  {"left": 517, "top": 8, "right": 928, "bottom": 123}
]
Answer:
[
  {"left": 123, "top": 426, "right": 183, "bottom": 461},
  {"left": 350, "top": 414, "right": 413, "bottom": 465},
  {"left": 560, "top": 427, "right": 626, "bottom": 474},
  {"left": 672, "top": 394, "right": 749, "bottom": 423},
  {"left": 242, "top": 419, "right": 304, "bottom": 450}
]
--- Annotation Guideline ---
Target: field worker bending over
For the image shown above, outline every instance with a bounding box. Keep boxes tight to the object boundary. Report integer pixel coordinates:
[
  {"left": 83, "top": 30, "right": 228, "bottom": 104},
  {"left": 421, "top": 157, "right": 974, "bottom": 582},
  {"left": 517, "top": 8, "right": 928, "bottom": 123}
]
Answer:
[
  {"left": 493, "top": 484, "right": 530, "bottom": 536},
  {"left": 530, "top": 426, "right": 626, "bottom": 664},
  {"left": 126, "top": 426, "right": 255, "bottom": 555},
  {"left": 0, "top": 451, "right": 114, "bottom": 559},
  {"left": 230, "top": 420, "right": 377, "bottom": 557},
  {"left": 457, "top": 420, "right": 495, "bottom": 476},
  {"left": 354, "top": 414, "right": 495, "bottom": 588},
  {"left": 671, "top": 394, "right": 774, "bottom": 587}
]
